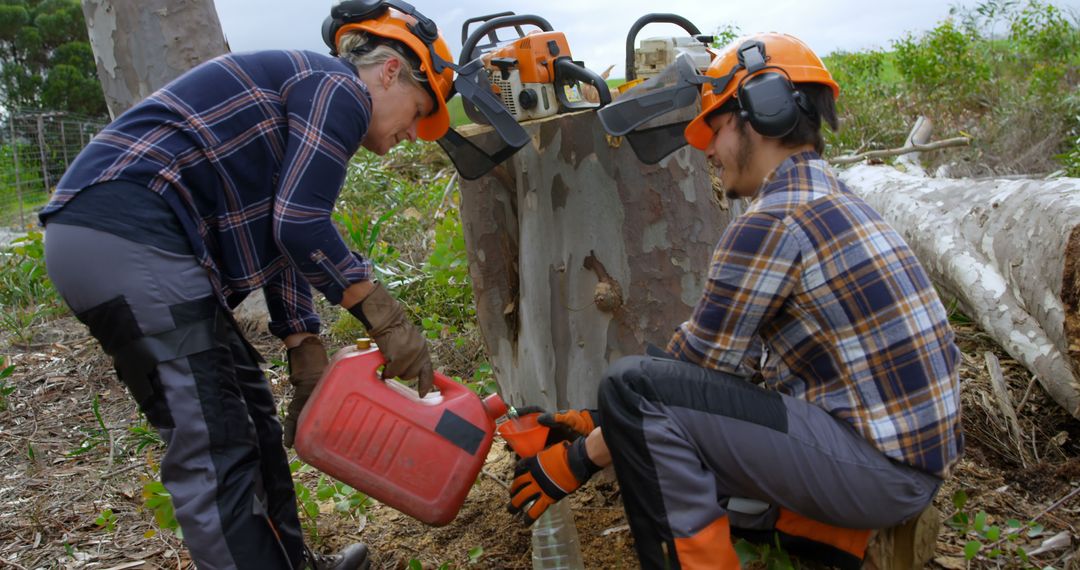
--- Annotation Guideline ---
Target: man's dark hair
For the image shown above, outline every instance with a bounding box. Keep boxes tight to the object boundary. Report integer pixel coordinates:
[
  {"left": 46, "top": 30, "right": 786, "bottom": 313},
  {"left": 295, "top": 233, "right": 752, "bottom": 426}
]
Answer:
[{"left": 720, "top": 83, "right": 839, "bottom": 154}]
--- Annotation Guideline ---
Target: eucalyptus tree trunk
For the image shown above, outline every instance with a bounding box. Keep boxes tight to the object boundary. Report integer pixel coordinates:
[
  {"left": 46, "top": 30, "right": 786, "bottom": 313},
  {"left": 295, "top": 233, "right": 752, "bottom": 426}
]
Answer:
[
  {"left": 81, "top": 0, "right": 229, "bottom": 118},
  {"left": 840, "top": 165, "right": 1080, "bottom": 420},
  {"left": 458, "top": 111, "right": 744, "bottom": 410}
]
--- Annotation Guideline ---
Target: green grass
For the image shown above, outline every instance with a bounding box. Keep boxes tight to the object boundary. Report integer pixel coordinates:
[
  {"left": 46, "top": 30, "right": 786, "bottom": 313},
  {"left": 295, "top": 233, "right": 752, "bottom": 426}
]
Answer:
[
  {"left": 448, "top": 95, "right": 469, "bottom": 127},
  {"left": 0, "top": 191, "right": 48, "bottom": 230}
]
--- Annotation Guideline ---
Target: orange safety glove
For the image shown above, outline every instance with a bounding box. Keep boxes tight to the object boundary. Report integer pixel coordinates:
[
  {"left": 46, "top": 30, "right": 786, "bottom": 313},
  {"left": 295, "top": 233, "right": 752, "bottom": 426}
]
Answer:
[
  {"left": 508, "top": 438, "right": 601, "bottom": 525},
  {"left": 515, "top": 406, "right": 600, "bottom": 443}
]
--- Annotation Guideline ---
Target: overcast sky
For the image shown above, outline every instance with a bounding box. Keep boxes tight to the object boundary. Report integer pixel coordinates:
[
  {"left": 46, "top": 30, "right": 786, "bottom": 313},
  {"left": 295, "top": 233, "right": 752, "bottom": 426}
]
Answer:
[{"left": 212, "top": 0, "right": 1080, "bottom": 78}]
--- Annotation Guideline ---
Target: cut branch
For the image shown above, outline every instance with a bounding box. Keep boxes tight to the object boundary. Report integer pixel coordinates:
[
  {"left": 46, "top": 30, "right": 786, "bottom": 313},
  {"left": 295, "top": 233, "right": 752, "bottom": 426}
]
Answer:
[{"left": 831, "top": 137, "right": 971, "bottom": 165}]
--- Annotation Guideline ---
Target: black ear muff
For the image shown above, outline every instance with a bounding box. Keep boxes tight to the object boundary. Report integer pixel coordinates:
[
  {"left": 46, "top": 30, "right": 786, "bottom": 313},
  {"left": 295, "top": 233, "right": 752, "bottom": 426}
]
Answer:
[
  {"left": 322, "top": 15, "right": 341, "bottom": 54},
  {"left": 732, "top": 40, "right": 801, "bottom": 138},
  {"left": 333, "top": 0, "right": 386, "bottom": 19},
  {"left": 738, "top": 71, "right": 801, "bottom": 137}
]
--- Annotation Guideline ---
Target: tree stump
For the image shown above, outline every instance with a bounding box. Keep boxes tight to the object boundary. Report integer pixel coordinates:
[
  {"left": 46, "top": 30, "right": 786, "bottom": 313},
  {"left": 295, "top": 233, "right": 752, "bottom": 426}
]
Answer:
[{"left": 458, "top": 111, "right": 743, "bottom": 408}]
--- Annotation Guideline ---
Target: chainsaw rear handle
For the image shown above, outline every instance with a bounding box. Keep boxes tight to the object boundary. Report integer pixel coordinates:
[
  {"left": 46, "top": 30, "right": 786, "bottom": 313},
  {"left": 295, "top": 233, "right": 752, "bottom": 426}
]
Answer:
[
  {"left": 459, "top": 13, "right": 555, "bottom": 66},
  {"left": 554, "top": 58, "right": 612, "bottom": 110},
  {"left": 624, "top": 13, "right": 704, "bottom": 81}
]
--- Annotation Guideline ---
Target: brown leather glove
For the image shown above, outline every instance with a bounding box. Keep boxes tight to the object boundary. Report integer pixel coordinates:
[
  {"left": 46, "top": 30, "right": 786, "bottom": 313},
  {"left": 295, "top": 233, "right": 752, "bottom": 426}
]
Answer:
[
  {"left": 348, "top": 283, "right": 434, "bottom": 396},
  {"left": 283, "top": 336, "right": 329, "bottom": 448}
]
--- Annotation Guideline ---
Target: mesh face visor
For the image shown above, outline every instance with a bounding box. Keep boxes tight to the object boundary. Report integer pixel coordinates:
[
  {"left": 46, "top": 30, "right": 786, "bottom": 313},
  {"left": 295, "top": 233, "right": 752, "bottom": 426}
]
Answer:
[
  {"left": 598, "top": 55, "right": 702, "bottom": 136},
  {"left": 624, "top": 122, "right": 694, "bottom": 164},
  {"left": 598, "top": 55, "right": 724, "bottom": 164},
  {"left": 437, "top": 58, "right": 531, "bottom": 180}
]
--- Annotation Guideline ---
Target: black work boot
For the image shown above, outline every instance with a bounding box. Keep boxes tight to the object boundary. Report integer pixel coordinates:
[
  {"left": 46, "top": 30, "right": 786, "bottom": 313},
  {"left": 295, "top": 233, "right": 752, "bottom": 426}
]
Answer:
[{"left": 304, "top": 543, "right": 371, "bottom": 570}]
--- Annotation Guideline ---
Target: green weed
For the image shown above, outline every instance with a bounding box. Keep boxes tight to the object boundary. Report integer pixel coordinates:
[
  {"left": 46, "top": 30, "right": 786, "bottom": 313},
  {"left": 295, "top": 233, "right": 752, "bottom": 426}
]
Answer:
[
  {"left": 465, "top": 362, "right": 497, "bottom": 397},
  {"left": 290, "top": 459, "right": 374, "bottom": 545},
  {"left": 93, "top": 508, "right": 116, "bottom": 532},
  {"left": 947, "top": 489, "right": 1060, "bottom": 568},
  {"left": 734, "top": 537, "right": 798, "bottom": 569},
  {"left": 141, "top": 478, "right": 182, "bottom": 539},
  {"left": 126, "top": 421, "right": 164, "bottom": 454},
  {"left": 67, "top": 395, "right": 109, "bottom": 458},
  {"left": 0, "top": 231, "right": 63, "bottom": 344},
  {"left": 0, "top": 363, "right": 15, "bottom": 411}
]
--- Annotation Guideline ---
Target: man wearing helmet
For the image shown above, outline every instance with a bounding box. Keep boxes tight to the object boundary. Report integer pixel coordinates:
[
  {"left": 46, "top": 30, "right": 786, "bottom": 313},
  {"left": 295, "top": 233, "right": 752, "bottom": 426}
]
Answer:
[
  {"left": 39, "top": 3, "right": 454, "bottom": 568},
  {"left": 508, "top": 33, "right": 962, "bottom": 569}
]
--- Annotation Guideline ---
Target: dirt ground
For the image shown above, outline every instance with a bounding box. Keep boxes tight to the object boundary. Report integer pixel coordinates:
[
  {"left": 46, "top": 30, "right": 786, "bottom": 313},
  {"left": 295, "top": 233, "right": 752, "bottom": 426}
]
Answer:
[{"left": 0, "top": 316, "right": 1077, "bottom": 569}]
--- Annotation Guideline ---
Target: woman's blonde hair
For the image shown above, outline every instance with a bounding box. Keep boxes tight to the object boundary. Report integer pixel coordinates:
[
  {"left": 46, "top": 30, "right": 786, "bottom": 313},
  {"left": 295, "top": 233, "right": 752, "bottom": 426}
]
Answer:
[{"left": 338, "top": 30, "right": 428, "bottom": 90}]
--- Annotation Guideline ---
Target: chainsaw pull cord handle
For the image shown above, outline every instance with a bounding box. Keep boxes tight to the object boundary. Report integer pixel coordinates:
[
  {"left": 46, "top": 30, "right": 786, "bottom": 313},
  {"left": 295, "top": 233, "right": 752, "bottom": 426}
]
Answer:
[
  {"left": 458, "top": 13, "right": 555, "bottom": 67},
  {"left": 624, "top": 13, "right": 703, "bottom": 81},
  {"left": 553, "top": 57, "right": 612, "bottom": 109}
]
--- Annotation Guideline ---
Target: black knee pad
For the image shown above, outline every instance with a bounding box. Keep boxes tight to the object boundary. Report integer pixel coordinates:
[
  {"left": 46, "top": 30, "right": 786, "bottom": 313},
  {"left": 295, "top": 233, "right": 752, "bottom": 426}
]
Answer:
[{"left": 76, "top": 296, "right": 176, "bottom": 428}]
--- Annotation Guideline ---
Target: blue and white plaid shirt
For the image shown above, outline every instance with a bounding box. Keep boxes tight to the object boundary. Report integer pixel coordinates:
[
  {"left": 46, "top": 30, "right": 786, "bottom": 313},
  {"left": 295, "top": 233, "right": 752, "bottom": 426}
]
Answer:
[
  {"left": 667, "top": 151, "right": 963, "bottom": 477},
  {"left": 41, "top": 50, "right": 374, "bottom": 338}
]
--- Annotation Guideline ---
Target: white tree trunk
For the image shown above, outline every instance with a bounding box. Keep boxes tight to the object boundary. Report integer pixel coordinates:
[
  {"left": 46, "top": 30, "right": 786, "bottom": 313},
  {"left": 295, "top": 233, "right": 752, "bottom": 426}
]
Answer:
[
  {"left": 81, "top": 0, "right": 229, "bottom": 118},
  {"left": 840, "top": 165, "right": 1080, "bottom": 419}
]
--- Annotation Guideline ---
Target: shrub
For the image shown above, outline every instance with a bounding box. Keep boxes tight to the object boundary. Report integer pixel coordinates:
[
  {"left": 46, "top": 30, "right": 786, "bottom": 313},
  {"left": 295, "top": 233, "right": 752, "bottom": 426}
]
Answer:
[{"left": 825, "top": 0, "right": 1080, "bottom": 176}]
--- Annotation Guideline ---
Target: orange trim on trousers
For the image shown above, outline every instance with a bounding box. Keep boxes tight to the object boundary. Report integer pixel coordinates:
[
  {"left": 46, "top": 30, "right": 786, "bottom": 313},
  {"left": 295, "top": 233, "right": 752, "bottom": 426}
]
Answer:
[
  {"left": 673, "top": 516, "right": 741, "bottom": 569},
  {"left": 775, "top": 508, "right": 872, "bottom": 559}
]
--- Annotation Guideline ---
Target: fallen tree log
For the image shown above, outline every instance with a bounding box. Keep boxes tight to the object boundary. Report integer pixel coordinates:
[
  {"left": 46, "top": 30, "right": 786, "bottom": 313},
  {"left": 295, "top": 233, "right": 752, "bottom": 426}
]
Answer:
[{"left": 839, "top": 165, "right": 1080, "bottom": 420}]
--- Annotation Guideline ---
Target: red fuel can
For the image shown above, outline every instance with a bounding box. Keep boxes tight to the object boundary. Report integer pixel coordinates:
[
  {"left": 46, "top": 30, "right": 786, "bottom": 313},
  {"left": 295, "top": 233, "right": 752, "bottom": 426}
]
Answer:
[{"left": 294, "top": 342, "right": 508, "bottom": 526}]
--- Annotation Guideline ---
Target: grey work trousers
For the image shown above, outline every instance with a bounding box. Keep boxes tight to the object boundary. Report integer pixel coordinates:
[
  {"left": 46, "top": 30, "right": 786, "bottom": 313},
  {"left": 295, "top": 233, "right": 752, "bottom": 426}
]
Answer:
[
  {"left": 599, "top": 355, "right": 943, "bottom": 569},
  {"left": 45, "top": 223, "right": 305, "bottom": 570}
]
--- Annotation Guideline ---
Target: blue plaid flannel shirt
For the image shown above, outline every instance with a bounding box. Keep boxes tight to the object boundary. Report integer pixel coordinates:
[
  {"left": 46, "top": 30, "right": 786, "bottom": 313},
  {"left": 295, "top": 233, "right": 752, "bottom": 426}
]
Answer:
[
  {"left": 667, "top": 151, "right": 963, "bottom": 477},
  {"left": 40, "top": 50, "right": 374, "bottom": 338}
]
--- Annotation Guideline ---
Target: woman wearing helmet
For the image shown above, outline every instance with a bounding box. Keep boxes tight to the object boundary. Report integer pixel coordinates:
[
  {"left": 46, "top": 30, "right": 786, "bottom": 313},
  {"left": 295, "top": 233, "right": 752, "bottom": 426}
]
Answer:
[
  {"left": 509, "top": 33, "right": 961, "bottom": 569},
  {"left": 39, "top": 4, "right": 454, "bottom": 569}
]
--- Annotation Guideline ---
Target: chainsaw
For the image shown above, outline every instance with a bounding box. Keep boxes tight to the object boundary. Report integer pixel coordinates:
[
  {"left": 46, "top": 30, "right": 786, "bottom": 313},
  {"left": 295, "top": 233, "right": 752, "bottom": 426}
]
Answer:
[
  {"left": 595, "top": 15, "right": 718, "bottom": 164},
  {"left": 624, "top": 13, "right": 713, "bottom": 85},
  {"left": 436, "top": 13, "right": 613, "bottom": 180},
  {"left": 458, "top": 12, "right": 613, "bottom": 125}
]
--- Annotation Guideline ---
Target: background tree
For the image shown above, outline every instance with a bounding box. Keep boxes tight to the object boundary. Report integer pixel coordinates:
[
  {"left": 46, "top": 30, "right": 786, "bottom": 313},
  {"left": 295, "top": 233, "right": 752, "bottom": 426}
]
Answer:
[
  {"left": 81, "top": 0, "right": 228, "bottom": 118},
  {"left": 0, "top": 0, "right": 105, "bottom": 116}
]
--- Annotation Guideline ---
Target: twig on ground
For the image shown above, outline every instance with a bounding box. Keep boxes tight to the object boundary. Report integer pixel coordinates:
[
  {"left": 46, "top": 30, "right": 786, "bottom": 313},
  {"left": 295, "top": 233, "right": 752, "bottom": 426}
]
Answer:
[
  {"left": 1016, "top": 375, "right": 1038, "bottom": 413},
  {"left": 102, "top": 462, "right": 143, "bottom": 480},
  {"left": 434, "top": 171, "right": 460, "bottom": 220},
  {"left": 983, "top": 486, "right": 1080, "bottom": 554},
  {"left": 984, "top": 352, "right": 1025, "bottom": 466},
  {"left": 481, "top": 468, "right": 509, "bottom": 490}
]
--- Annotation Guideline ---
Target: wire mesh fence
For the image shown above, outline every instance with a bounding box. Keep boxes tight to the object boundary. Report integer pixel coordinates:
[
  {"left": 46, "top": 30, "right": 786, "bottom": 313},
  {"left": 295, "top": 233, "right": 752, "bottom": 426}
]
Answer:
[{"left": 0, "top": 110, "right": 108, "bottom": 230}]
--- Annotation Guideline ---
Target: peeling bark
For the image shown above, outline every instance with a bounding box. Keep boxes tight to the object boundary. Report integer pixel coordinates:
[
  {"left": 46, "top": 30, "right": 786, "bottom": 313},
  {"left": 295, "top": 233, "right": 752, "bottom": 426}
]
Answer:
[
  {"left": 840, "top": 165, "right": 1080, "bottom": 419},
  {"left": 82, "top": 0, "right": 228, "bottom": 118},
  {"left": 459, "top": 111, "right": 742, "bottom": 409}
]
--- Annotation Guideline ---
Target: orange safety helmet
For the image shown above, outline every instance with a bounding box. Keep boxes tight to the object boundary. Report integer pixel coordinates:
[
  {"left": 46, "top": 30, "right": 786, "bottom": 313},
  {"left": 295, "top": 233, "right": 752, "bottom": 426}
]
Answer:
[
  {"left": 683, "top": 33, "right": 839, "bottom": 150},
  {"left": 327, "top": 5, "right": 455, "bottom": 141}
]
